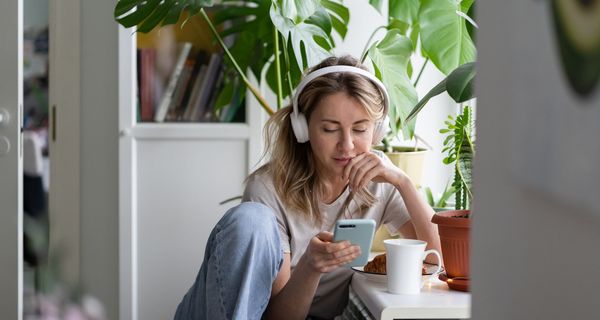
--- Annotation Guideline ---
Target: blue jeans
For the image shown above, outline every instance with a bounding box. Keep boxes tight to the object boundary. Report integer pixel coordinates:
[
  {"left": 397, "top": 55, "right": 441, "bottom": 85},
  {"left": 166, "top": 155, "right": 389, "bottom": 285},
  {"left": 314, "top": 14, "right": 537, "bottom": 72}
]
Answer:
[{"left": 174, "top": 202, "right": 283, "bottom": 320}]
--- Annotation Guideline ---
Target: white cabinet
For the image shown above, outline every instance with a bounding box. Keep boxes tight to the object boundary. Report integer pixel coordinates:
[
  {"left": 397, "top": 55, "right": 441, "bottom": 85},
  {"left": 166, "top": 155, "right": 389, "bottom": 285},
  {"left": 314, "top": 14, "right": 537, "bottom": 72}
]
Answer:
[{"left": 118, "top": 27, "right": 265, "bottom": 320}]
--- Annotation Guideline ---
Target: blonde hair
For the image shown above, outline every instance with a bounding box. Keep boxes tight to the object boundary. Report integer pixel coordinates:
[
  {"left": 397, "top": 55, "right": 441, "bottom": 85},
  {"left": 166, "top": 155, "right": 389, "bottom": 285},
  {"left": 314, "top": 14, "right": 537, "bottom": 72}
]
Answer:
[{"left": 251, "top": 55, "right": 387, "bottom": 224}]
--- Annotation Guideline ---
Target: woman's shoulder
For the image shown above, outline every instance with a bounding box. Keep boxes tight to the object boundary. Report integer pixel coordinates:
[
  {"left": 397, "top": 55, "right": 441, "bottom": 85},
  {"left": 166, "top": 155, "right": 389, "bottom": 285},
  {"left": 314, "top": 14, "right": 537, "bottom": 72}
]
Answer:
[{"left": 243, "top": 166, "right": 277, "bottom": 200}]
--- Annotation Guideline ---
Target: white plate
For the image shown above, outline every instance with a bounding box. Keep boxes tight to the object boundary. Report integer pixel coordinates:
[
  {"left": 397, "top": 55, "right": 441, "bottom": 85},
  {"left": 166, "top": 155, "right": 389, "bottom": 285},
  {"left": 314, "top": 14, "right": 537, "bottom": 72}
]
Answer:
[
  {"left": 351, "top": 266, "right": 387, "bottom": 283},
  {"left": 351, "top": 263, "right": 443, "bottom": 284}
]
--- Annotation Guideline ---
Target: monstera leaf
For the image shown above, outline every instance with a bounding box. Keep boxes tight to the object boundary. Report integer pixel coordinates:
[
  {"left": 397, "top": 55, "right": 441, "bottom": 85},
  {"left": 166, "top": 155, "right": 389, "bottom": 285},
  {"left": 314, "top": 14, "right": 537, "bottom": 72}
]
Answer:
[
  {"left": 114, "top": 0, "right": 350, "bottom": 113},
  {"left": 114, "top": 0, "right": 215, "bottom": 33},
  {"left": 368, "top": 30, "right": 418, "bottom": 138},
  {"left": 270, "top": 1, "right": 330, "bottom": 70},
  {"left": 419, "top": 0, "right": 476, "bottom": 75},
  {"left": 389, "top": 0, "right": 420, "bottom": 25}
]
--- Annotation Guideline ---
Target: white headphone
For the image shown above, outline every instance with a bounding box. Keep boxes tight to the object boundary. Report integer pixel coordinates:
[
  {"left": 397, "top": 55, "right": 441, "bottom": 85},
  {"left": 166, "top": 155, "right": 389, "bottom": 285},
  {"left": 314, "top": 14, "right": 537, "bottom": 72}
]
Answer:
[{"left": 290, "top": 65, "right": 390, "bottom": 144}]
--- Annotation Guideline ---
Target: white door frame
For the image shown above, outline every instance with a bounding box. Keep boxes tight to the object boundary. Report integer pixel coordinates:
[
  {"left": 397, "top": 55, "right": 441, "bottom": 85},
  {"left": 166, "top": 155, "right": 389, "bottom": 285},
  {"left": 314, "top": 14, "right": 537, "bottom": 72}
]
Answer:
[{"left": 0, "top": 0, "right": 23, "bottom": 318}]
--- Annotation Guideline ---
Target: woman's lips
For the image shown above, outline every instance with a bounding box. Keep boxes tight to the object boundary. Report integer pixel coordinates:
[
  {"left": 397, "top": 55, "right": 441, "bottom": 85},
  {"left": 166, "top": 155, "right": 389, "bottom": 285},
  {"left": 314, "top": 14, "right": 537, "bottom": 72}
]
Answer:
[{"left": 334, "top": 157, "right": 353, "bottom": 166}]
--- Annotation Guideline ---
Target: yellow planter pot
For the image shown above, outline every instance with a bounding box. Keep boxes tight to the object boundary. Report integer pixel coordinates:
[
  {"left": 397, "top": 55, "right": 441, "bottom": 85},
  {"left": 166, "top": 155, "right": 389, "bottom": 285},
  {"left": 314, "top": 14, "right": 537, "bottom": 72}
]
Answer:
[{"left": 384, "top": 147, "right": 428, "bottom": 188}]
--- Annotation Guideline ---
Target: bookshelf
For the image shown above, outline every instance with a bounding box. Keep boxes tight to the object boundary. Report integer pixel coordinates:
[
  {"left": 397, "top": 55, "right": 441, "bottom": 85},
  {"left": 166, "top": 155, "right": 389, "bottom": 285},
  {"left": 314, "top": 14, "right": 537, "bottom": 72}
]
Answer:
[
  {"left": 135, "top": 14, "right": 243, "bottom": 124},
  {"left": 118, "top": 13, "right": 266, "bottom": 320}
]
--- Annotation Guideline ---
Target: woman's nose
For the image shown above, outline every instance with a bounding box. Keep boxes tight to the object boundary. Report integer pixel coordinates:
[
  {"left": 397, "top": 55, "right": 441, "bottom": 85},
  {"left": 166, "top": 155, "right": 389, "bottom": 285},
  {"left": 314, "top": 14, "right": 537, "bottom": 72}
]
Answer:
[{"left": 338, "top": 130, "right": 354, "bottom": 151}]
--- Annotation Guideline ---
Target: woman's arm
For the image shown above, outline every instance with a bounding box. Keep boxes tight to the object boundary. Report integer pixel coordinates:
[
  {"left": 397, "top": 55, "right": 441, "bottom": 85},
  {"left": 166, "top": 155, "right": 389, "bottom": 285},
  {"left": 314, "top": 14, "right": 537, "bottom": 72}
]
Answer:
[
  {"left": 264, "top": 232, "right": 360, "bottom": 320},
  {"left": 343, "top": 151, "right": 442, "bottom": 264},
  {"left": 393, "top": 176, "right": 441, "bottom": 265}
]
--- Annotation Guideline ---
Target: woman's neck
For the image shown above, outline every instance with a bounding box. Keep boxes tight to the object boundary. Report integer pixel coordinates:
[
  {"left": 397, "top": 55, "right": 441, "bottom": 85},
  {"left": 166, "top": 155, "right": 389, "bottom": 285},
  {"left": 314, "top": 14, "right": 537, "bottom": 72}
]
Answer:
[{"left": 317, "top": 173, "right": 348, "bottom": 204}]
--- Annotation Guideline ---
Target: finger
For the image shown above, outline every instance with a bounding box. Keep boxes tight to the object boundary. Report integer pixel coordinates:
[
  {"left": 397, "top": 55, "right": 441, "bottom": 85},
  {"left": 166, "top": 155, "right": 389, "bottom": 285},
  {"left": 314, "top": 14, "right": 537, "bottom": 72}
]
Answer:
[
  {"left": 323, "top": 246, "right": 362, "bottom": 267},
  {"left": 348, "top": 156, "right": 373, "bottom": 187},
  {"left": 343, "top": 153, "right": 366, "bottom": 181},
  {"left": 323, "top": 240, "right": 352, "bottom": 254},
  {"left": 352, "top": 158, "right": 379, "bottom": 189},
  {"left": 327, "top": 243, "right": 360, "bottom": 259},
  {"left": 357, "top": 166, "right": 381, "bottom": 190},
  {"left": 316, "top": 231, "right": 333, "bottom": 243}
]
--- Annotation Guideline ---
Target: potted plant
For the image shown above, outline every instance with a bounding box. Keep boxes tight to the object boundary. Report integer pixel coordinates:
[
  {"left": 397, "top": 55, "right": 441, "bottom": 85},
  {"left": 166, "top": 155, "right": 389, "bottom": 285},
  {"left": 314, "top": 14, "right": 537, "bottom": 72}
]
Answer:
[
  {"left": 431, "top": 105, "right": 474, "bottom": 292},
  {"left": 362, "top": 0, "right": 476, "bottom": 187},
  {"left": 400, "top": 56, "right": 476, "bottom": 291},
  {"left": 423, "top": 183, "right": 456, "bottom": 212}
]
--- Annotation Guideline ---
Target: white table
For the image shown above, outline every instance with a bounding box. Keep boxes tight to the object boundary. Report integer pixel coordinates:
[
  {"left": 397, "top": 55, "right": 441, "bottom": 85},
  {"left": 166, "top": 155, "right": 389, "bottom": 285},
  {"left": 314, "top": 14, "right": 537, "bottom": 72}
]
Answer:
[{"left": 351, "top": 272, "right": 471, "bottom": 319}]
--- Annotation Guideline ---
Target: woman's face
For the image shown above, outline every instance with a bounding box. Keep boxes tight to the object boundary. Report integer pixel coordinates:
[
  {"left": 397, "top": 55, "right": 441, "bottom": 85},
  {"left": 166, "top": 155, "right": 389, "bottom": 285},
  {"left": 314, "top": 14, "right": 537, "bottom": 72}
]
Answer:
[{"left": 308, "top": 92, "right": 375, "bottom": 179}]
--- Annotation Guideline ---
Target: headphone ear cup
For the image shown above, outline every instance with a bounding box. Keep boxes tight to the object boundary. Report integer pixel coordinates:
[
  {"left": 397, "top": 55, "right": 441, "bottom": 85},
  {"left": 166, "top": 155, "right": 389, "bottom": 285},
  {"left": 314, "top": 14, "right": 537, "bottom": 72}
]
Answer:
[
  {"left": 372, "top": 116, "right": 390, "bottom": 144},
  {"left": 290, "top": 111, "right": 310, "bottom": 143}
]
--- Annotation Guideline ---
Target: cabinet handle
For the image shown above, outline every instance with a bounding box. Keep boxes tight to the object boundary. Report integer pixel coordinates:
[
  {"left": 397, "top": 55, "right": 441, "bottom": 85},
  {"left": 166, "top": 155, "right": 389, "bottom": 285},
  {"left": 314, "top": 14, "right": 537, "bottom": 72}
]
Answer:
[{"left": 52, "top": 105, "right": 56, "bottom": 142}]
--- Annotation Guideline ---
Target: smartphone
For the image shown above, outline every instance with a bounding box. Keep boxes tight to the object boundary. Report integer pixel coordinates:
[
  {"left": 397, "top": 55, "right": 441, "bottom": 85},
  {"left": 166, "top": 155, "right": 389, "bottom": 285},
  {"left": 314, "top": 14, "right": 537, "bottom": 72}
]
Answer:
[{"left": 333, "top": 219, "right": 376, "bottom": 267}]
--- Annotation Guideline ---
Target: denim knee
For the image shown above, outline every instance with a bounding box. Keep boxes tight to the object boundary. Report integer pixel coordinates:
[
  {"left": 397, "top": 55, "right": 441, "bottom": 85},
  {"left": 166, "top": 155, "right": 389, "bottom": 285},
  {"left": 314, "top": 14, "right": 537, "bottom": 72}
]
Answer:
[{"left": 219, "top": 202, "right": 279, "bottom": 243}]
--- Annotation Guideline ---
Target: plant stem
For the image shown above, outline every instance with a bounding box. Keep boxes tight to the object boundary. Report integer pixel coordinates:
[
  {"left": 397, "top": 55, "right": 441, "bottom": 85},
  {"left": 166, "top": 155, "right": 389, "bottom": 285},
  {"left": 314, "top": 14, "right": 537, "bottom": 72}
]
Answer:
[
  {"left": 274, "top": 26, "right": 283, "bottom": 110},
  {"left": 281, "top": 33, "right": 294, "bottom": 99},
  {"left": 413, "top": 58, "right": 429, "bottom": 87},
  {"left": 360, "top": 25, "right": 387, "bottom": 63},
  {"left": 199, "top": 8, "right": 274, "bottom": 116}
]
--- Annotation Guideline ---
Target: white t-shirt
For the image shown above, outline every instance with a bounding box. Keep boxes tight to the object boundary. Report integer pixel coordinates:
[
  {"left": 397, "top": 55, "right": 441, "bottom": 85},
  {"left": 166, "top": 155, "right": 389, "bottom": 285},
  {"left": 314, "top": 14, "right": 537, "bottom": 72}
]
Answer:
[{"left": 242, "top": 152, "right": 410, "bottom": 318}]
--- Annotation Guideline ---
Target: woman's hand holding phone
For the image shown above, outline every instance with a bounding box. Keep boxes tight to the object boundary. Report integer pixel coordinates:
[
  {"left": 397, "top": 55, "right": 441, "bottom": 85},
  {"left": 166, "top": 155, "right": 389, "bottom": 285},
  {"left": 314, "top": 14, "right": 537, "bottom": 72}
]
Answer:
[{"left": 301, "top": 231, "right": 361, "bottom": 273}]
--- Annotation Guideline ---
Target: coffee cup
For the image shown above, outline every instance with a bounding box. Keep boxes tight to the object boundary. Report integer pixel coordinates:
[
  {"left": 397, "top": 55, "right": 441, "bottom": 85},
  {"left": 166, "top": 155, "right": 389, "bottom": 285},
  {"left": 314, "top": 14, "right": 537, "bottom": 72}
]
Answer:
[{"left": 384, "top": 239, "right": 442, "bottom": 294}]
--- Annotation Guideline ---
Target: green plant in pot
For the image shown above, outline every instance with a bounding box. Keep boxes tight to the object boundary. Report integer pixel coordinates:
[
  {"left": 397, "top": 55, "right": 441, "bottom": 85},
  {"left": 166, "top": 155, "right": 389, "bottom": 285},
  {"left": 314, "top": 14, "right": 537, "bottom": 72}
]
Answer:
[
  {"left": 422, "top": 182, "right": 456, "bottom": 213},
  {"left": 403, "top": 59, "right": 476, "bottom": 291},
  {"left": 363, "top": 0, "right": 476, "bottom": 188},
  {"left": 431, "top": 105, "right": 474, "bottom": 292}
]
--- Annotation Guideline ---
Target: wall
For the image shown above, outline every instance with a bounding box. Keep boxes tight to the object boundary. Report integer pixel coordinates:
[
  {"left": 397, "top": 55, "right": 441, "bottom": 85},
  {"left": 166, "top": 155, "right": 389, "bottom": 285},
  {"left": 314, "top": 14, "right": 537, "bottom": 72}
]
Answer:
[{"left": 473, "top": 1, "right": 600, "bottom": 319}]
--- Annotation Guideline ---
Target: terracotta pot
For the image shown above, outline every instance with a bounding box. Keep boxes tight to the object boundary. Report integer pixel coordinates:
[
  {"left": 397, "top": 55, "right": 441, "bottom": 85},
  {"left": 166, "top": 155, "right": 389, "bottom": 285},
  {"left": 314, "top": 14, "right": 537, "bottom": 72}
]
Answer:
[{"left": 431, "top": 210, "right": 471, "bottom": 279}]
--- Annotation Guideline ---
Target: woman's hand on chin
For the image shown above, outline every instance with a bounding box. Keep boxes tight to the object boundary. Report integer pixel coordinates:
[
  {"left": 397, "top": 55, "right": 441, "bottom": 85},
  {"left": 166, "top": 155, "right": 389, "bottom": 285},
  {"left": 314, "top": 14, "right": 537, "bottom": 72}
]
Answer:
[
  {"left": 341, "top": 151, "right": 406, "bottom": 190},
  {"left": 300, "top": 231, "right": 361, "bottom": 274}
]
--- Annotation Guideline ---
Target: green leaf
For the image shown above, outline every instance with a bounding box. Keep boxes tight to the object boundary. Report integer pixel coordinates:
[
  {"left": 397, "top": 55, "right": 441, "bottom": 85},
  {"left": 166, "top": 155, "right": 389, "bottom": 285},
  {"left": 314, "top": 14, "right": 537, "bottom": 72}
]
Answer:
[
  {"left": 280, "top": 0, "right": 319, "bottom": 22},
  {"left": 368, "top": 30, "right": 418, "bottom": 138},
  {"left": 419, "top": 0, "right": 476, "bottom": 75},
  {"left": 424, "top": 187, "right": 434, "bottom": 206},
  {"left": 409, "top": 22, "right": 420, "bottom": 50},
  {"left": 114, "top": 0, "right": 214, "bottom": 30},
  {"left": 306, "top": 6, "right": 333, "bottom": 37},
  {"left": 322, "top": 0, "right": 350, "bottom": 25},
  {"left": 330, "top": 14, "right": 348, "bottom": 39},
  {"left": 270, "top": 3, "right": 330, "bottom": 70},
  {"left": 446, "top": 62, "right": 476, "bottom": 102},
  {"left": 137, "top": 2, "right": 171, "bottom": 33},
  {"left": 405, "top": 78, "right": 446, "bottom": 123},
  {"left": 389, "top": 0, "right": 420, "bottom": 25},
  {"left": 387, "top": 18, "right": 410, "bottom": 35},
  {"left": 115, "top": 0, "right": 142, "bottom": 18},
  {"left": 368, "top": 0, "right": 384, "bottom": 13}
]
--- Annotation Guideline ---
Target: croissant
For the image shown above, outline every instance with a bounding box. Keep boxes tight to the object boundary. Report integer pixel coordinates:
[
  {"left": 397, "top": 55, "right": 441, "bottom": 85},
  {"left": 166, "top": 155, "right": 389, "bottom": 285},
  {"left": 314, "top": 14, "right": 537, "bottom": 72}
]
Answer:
[
  {"left": 363, "top": 253, "right": 386, "bottom": 274},
  {"left": 363, "top": 253, "right": 428, "bottom": 275}
]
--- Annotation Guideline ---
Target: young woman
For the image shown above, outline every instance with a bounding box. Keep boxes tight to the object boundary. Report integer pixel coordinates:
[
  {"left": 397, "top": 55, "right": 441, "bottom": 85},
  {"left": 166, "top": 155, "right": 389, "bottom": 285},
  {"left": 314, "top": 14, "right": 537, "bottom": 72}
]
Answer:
[{"left": 174, "top": 55, "right": 441, "bottom": 320}]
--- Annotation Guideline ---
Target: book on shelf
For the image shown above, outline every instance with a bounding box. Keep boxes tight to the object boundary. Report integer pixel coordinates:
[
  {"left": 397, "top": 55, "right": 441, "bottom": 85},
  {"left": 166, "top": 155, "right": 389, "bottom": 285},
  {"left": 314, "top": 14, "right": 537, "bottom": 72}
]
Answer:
[
  {"left": 165, "top": 57, "right": 195, "bottom": 121},
  {"left": 189, "top": 52, "right": 223, "bottom": 122},
  {"left": 154, "top": 42, "right": 193, "bottom": 122},
  {"left": 137, "top": 48, "right": 157, "bottom": 122},
  {"left": 138, "top": 41, "right": 230, "bottom": 123},
  {"left": 182, "top": 64, "right": 207, "bottom": 121},
  {"left": 179, "top": 50, "right": 208, "bottom": 121}
]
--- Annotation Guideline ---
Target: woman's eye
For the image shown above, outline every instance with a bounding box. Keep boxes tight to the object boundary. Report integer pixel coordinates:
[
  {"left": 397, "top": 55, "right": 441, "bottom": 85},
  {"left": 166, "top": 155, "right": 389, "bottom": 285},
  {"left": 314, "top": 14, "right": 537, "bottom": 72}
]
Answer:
[
  {"left": 353, "top": 128, "right": 367, "bottom": 133},
  {"left": 323, "top": 128, "right": 337, "bottom": 133}
]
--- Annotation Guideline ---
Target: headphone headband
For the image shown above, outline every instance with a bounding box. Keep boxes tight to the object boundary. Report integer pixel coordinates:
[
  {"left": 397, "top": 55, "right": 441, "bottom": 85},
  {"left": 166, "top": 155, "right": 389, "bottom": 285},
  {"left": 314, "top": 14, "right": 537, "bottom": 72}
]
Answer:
[{"left": 292, "top": 65, "right": 390, "bottom": 119}]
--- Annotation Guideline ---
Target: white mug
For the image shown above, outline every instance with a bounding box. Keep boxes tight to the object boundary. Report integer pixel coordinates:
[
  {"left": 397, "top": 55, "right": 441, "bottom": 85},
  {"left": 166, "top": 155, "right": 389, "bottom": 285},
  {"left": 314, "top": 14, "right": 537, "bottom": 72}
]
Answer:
[{"left": 384, "top": 239, "right": 442, "bottom": 294}]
